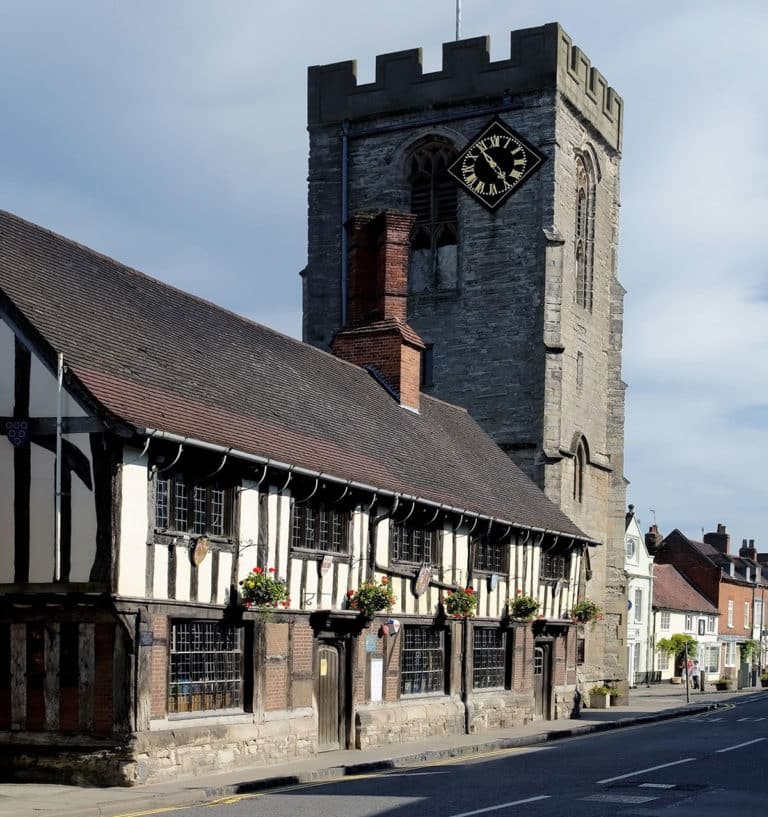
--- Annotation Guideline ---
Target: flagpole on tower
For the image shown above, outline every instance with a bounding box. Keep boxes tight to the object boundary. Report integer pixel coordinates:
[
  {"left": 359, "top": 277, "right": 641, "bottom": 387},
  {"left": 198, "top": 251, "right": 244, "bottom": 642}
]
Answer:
[{"left": 455, "top": 0, "right": 461, "bottom": 40}]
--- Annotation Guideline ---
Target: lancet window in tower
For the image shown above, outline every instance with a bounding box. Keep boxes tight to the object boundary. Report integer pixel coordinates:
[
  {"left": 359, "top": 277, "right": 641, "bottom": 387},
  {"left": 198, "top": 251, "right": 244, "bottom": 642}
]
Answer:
[
  {"left": 573, "top": 440, "right": 586, "bottom": 504},
  {"left": 408, "top": 140, "right": 458, "bottom": 293},
  {"left": 575, "top": 156, "right": 595, "bottom": 311}
]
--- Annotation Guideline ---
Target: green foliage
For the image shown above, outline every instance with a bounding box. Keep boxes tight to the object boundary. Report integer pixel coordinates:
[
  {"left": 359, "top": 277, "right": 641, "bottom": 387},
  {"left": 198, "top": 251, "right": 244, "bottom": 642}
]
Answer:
[
  {"left": 570, "top": 598, "right": 602, "bottom": 624},
  {"left": 239, "top": 566, "right": 289, "bottom": 610},
  {"left": 590, "top": 685, "right": 613, "bottom": 696},
  {"left": 443, "top": 587, "right": 478, "bottom": 619},
  {"left": 655, "top": 633, "right": 698, "bottom": 658},
  {"left": 740, "top": 639, "right": 758, "bottom": 663},
  {"left": 509, "top": 591, "right": 539, "bottom": 621},
  {"left": 347, "top": 576, "right": 395, "bottom": 618}
]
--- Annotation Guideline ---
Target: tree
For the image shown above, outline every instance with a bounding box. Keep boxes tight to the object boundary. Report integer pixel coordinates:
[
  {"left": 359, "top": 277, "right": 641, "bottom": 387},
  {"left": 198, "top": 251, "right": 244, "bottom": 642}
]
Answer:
[{"left": 656, "top": 633, "right": 697, "bottom": 676}]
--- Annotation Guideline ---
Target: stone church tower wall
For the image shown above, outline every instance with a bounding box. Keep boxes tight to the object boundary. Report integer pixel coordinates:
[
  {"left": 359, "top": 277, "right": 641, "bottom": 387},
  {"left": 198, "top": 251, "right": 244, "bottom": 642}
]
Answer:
[{"left": 304, "top": 23, "right": 627, "bottom": 687}]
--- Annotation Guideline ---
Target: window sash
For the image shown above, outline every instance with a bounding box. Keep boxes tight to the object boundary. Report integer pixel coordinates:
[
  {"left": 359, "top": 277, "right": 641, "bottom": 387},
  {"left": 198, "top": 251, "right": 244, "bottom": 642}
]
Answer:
[
  {"left": 473, "top": 536, "right": 506, "bottom": 574},
  {"left": 390, "top": 523, "right": 437, "bottom": 565},
  {"left": 291, "top": 502, "right": 349, "bottom": 553},
  {"left": 472, "top": 628, "right": 505, "bottom": 689},
  {"left": 744, "top": 602, "right": 750, "bottom": 628},
  {"left": 660, "top": 611, "right": 670, "bottom": 630},
  {"left": 156, "top": 476, "right": 232, "bottom": 538},
  {"left": 401, "top": 627, "right": 444, "bottom": 695},
  {"left": 168, "top": 621, "right": 242, "bottom": 714},
  {"left": 727, "top": 600, "right": 734, "bottom": 628},
  {"left": 633, "top": 589, "right": 643, "bottom": 623},
  {"left": 540, "top": 553, "right": 569, "bottom": 582}
]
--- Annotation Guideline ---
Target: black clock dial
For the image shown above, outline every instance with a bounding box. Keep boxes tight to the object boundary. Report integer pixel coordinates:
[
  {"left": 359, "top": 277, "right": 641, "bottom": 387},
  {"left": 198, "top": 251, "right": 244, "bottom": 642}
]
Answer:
[{"left": 448, "top": 118, "right": 547, "bottom": 211}]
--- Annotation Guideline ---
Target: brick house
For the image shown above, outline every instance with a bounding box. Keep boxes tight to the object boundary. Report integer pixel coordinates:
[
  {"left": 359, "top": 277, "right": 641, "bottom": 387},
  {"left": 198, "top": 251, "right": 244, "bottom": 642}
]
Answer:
[
  {"left": 0, "top": 207, "right": 594, "bottom": 785},
  {"left": 654, "top": 525, "right": 767, "bottom": 684},
  {"left": 651, "top": 564, "right": 719, "bottom": 683}
]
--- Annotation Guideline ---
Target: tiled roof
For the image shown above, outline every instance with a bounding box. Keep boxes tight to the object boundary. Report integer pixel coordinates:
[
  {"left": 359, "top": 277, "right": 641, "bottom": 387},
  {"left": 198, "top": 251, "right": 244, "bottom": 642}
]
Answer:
[
  {"left": 0, "top": 208, "right": 586, "bottom": 538},
  {"left": 653, "top": 564, "right": 718, "bottom": 614},
  {"left": 685, "top": 536, "right": 764, "bottom": 585}
]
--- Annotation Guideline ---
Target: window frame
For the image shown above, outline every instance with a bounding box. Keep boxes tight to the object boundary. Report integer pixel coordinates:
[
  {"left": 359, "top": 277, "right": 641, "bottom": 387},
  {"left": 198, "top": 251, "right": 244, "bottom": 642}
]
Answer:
[
  {"left": 744, "top": 601, "right": 750, "bottom": 629},
  {"left": 390, "top": 522, "right": 439, "bottom": 566},
  {"left": 473, "top": 534, "right": 507, "bottom": 575},
  {"left": 154, "top": 473, "right": 234, "bottom": 540},
  {"left": 472, "top": 627, "right": 507, "bottom": 690},
  {"left": 633, "top": 588, "right": 643, "bottom": 624},
  {"left": 660, "top": 611, "right": 670, "bottom": 630},
  {"left": 539, "top": 552, "right": 570, "bottom": 583},
  {"left": 167, "top": 620, "right": 242, "bottom": 716},
  {"left": 400, "top": 625, "right": 446, "bottom": 696},
  {"left": 684, "top": 614, "right": 694, "bottom": 632},
  {"left": 290, "top": 499, "right": 350, "bottom": 556},
  {"left": 727, "top": 599, "right": 734, "bottom": 628},
  {"left": 574, "top": 154, "right": 595, "bottom": 312}
]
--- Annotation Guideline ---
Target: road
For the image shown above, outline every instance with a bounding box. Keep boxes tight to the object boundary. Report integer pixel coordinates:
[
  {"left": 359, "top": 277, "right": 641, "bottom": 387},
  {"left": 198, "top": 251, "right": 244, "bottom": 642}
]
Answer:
[{"left": 121, "top": 693, "right": 768, "bottom": 817}]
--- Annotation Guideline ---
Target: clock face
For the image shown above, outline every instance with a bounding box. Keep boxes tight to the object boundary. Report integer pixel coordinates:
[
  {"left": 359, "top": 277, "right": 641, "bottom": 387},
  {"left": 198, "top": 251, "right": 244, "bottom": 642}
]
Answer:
[{"left": 447, "top": 118, "right": 547, "bottom": 211}]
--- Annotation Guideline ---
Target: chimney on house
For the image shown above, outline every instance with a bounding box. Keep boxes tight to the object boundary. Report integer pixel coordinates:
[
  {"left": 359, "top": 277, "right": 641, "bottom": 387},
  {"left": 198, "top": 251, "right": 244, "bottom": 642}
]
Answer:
[
  {"left": 703, "top": 522, "right": 730, "bottom": 554},
  {"left": 331, "top": 210, "right": 425, "bottom": 412},
  {"left": 645, "top": 524, "right": 662, "bottom": 556},
  {"left": 740, "top": 538, "right": 758, "bottom": 561}
]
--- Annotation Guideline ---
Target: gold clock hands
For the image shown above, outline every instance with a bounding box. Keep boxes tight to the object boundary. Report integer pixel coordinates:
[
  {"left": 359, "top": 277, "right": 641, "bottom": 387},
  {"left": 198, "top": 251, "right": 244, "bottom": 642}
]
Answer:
[{"left": 477, "top": 144, "right": 509, "bottom": 185}]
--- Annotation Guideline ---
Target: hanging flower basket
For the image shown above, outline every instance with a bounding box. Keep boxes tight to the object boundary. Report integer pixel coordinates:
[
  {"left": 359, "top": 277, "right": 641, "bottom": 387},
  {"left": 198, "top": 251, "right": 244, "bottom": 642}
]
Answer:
[
  {"left": 239, "top": 566, "right": 290, "bottom": 612},
  {"left": 347, "top": 576, "right": 395, "bottom": 619},
  {"left": 570, "top": 598, "right": 602, "bottom": 624},
  {"left": 509, "top": 590, "right": 539, "bottom": 622},
  {"left": 443, "top": 587, "right": 477, "bottom": 619}
]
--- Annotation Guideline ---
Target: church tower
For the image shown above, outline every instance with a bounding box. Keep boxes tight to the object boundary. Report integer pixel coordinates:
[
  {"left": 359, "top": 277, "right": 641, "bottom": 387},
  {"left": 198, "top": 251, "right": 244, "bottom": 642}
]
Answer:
[{"left": 303, "top": 23, "right": 627, "bottom": 685}]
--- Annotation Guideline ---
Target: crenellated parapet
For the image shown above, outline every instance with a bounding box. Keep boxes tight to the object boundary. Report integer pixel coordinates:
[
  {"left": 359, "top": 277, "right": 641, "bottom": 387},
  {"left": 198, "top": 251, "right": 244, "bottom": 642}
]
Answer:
[{"left": 308, "top": 22, "right": 622, "bottom": 150}]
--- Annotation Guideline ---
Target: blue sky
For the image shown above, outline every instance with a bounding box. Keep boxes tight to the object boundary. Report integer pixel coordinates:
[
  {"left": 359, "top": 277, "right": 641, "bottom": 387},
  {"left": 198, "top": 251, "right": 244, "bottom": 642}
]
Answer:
[{"left": 1, "top": 1, "right": 766, "bottom": 547}]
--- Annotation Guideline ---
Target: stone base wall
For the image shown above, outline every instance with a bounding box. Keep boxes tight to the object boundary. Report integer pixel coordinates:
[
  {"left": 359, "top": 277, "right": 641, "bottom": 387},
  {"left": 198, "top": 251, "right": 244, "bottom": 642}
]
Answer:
[
  {"left": 355, "top": 698, "right": 464, "bottom": 750},
  {"left": 466, "top": 690, "right": 534, "bottom": 732},
  {"left": 0, "top": 711, "right": 317, "bottom": 787},
  {"left": 553, "top": 685, "right": 579, "bottom": 720}
]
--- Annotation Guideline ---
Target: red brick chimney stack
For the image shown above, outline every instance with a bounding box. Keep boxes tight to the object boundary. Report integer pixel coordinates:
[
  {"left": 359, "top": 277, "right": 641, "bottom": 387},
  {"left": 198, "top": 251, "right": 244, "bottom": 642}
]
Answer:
[
  {"left": 331, "top": 210, "right": 425, "bottom": 412},
  {"left": 703, "top": 523, "right": 730, "bottom": 555}
]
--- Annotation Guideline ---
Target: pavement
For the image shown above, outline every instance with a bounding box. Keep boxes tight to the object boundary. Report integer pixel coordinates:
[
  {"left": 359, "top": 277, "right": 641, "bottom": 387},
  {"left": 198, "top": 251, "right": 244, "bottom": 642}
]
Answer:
[{"left": 2, "top": 683, "right": 763, "bottom": 817}]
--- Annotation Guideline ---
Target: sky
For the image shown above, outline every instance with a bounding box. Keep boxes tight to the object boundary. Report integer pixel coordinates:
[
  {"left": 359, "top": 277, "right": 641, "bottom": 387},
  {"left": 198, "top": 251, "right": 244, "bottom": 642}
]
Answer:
[{"left": 0, "top": 1, "right": 766, "bottom": 547}]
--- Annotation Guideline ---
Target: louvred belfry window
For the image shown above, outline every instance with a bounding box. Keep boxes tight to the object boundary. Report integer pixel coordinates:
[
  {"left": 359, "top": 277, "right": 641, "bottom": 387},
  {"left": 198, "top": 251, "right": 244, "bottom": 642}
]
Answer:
[{"left": 408, "top": 140, "right": 458, "bottom": 292}]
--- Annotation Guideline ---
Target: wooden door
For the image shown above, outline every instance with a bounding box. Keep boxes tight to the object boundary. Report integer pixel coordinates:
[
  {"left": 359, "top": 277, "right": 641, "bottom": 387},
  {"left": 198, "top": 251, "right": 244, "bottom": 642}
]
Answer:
[
  {"left": 317, "top": 645, "right": 341, "bottom": 751},
  {"left": 533, "top": 642, "right": 551, "bottom": 720}
]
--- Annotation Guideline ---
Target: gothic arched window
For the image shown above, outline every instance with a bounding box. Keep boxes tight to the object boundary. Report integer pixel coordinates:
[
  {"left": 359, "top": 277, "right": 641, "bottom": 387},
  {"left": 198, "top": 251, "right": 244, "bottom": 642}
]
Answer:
[
  {"left": 573, "top": 439, "right": 587, "bottom": 504},
  {"left": 408, "top": 140, "right": 458, "bottom": 292},
  {"left": 574, "top": 156, "right": 595, "bottom": 311}
]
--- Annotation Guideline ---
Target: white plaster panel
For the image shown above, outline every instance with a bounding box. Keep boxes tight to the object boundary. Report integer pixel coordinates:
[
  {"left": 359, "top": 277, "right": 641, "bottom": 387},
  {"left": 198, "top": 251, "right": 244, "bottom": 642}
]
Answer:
[
  {"left": 0, "top": 439, "right": 14, "bottom": 582},
  {"left": 0, "top": 320, "right": 14, "bottom": 415},
  {"left": 529, "top": 545, "right": 541, "bottom": 597},
  {"left": 216, "top": 552, "right": 233, "bottom": 604},
  {"left": 373, "top": 508, "right": 388, "bottom": 571},
  {"left": 289, "top": 557, "right": 303, "bottom": 611},
  {"left": 153, "top": 544, "right": 169, "bottom": 599},
  {"left": 174, "top": 546, "right": 191, "bottom": 601},
  {"left": 238, "top": 480, "right": 259, "bottom": 552},
  {"left": 28, "top": 444, "right": 54, "bottom": 582},
  {"left": 454, "top": 529, "right": 469, "bottom": 588},
  {"left": 353, "top": 508, "right": 367, "bottom": 586},
  {"left": 196, "top": 549, "right": 213, "bottom": 604},
  {"left": 67, "top": 433, "right": 97, "bottom": 582},
  {"left": 335, "top": 561, "right": 350, "bottom": 608},
  {"left": 302, "top": 559, "right": 319, "bottom": 611},
  {"left": 116, "top": 458, "right": 148, "bottom": 598},
  {"left": 275, "top": 492, "right": 290, "bottom": 578},
  {"left": 266, "top": 489, "right": 279, "bottom": 568}
]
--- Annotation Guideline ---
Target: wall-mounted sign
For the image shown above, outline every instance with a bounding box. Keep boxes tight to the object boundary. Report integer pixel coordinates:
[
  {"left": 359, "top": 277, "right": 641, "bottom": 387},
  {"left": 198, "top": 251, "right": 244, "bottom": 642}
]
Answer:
[
  {"left": 488, "top": 573, "right": 499, "bottom": 592},
  {"left": 414, "top": 564, "right": 431, "bottom": 597},
  {"left": 192, "top": 537, "right": 210, "bottom": 566},
  {"left": 320, "top": 554, "right": 332, "bottom": 576},
  {"left": 365, "top": 635, "right": 378, "bottom": 653},
  {"left": 4, "top": 419, "right": 29, "bottom": 447},
  {"left": 370, "top": 657, "right": 383, "bottom": 702}
]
